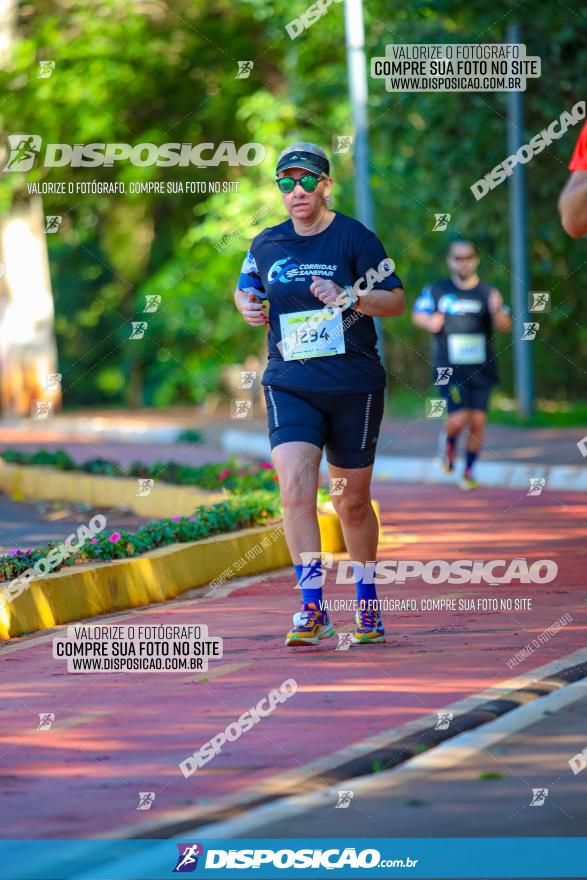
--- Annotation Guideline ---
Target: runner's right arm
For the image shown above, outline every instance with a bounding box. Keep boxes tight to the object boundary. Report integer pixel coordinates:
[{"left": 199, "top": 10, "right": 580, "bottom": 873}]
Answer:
[
  {"left": 234, "top": 288, "right": 267, "bottom": 326},
  {"left": 234, "top": 249, "right": 268, "bottom": 327},
  {"left": 411, "top": 286, "right": 444, "bottom": 333}
]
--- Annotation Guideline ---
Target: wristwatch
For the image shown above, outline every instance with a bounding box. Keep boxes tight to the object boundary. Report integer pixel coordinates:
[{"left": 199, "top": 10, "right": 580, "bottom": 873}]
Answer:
[{"left": 344, "top": 285, "right": 362, "bottom": 311}]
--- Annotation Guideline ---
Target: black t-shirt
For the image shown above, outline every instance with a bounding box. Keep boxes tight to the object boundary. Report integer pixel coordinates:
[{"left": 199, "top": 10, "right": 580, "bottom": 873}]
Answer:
[
  {"left": 413, "top": 278, "right": 498, "bottom": 383},
  {"left": 237, "top": 211, "right": 402, "bottom": 393}
]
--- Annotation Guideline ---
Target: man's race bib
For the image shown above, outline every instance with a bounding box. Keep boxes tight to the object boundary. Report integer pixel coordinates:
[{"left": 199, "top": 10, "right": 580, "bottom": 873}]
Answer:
[
  {"left": 447, "top": 333, "right": 486, "bottom": 365},
  {"left": 279, "top": 307, "right": 345, "bottom": 361}
]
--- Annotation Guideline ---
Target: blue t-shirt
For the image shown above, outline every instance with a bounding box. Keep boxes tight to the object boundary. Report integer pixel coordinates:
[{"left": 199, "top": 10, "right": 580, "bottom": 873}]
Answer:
[
  {"left": 237, "top": 211, "right": 402, "bottom": 393},
  {"left": 412, "top": 278, "right": 498, "bottom": 383}
]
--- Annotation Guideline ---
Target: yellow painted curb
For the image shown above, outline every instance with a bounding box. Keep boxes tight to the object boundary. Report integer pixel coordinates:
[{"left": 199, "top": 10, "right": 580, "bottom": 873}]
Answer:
[
  {"left": 0, "top": 460, "right": 379, "bottom": 539},
  {"left": 0, "top": 512, "right": 348, "bottom": 640},
  {"left": 0, "top": 462, "right": 383, "bottom": 640},
  {"left": 0, "top": 460, "right": 226, "bottom": 518}
]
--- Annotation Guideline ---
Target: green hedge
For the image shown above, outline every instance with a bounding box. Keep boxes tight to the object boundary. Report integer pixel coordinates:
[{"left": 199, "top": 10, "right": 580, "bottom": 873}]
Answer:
[
  {"left": 0, "top": 450, "right": 335, "bottom": 582},
  {"left": 0, "top": 448, "right": 278, "bottom": 493}
]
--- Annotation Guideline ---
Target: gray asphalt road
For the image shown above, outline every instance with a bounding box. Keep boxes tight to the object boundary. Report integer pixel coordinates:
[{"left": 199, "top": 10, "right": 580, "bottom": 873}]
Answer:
[
  {"left": 0, "top": 493, "right": 150, "bottom": 555},
  {"left": 230, "top": 692, "right": 587, "bottom": 839}
]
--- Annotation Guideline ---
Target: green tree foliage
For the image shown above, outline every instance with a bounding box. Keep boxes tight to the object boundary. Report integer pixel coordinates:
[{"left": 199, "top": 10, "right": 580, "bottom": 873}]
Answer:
[{"left": 1, "top": 0, "right": 584, "bottom": 406}]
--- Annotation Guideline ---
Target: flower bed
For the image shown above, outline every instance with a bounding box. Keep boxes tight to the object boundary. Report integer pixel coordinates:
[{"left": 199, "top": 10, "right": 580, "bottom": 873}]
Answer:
[
  {"left": 0, "top": 449, "right": 340, "bottom": 583},
  {"left": 0, "top": 491, "right": 281, "bottom": 583}
]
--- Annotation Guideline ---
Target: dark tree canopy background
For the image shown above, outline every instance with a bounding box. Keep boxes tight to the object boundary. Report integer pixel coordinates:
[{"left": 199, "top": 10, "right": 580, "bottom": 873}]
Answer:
[{"left": 2, "top": 0, "right": 585, "bottom": 409}]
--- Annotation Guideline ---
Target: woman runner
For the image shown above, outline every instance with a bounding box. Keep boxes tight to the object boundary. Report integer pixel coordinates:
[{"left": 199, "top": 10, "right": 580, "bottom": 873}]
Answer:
[{"left": 234, "top": 141, "right": 404, "bottom": 646}]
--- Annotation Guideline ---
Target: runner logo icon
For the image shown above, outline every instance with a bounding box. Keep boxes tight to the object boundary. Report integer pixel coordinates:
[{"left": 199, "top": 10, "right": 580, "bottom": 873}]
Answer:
[
  {"left": 4, "top": 134, "right": 42, "bottom": 171},
  {"left": 433, "top": 212, "right": 451, "bottom": 231},
  {"left": 136, "top": 791, "right": 155, "bottom": 810},
  {"left": 530, "top": 788, "right": 548, "bottom": 806},
  {"left": 435, "top": 366, "right": 453, "bottom": 385},
  {"left": 37, "top": 713, "right": 55, "bottom": 731},
  {"left": 173, "top": 843, "right": 204, "bottom": 872},
  {"left": 335, "top": 790, "right": 354, "bottom": 808},
  {"left": 435, "top": 711, "right": 453, "bottom": 730}
]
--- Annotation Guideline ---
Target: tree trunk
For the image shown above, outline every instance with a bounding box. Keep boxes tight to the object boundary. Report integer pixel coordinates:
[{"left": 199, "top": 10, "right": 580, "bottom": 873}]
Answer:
[
  {"left": 0, "top": 198, "right": 62, "bottom": 417},
  {"left": 0, "top": 0, "right": 61, "bottom": 418}
]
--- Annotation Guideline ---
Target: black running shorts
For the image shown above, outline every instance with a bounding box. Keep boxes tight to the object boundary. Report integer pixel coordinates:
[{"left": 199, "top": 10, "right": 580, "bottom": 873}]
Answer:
[
  {"left": 263, "top": 385, "right": 385, "bottom": 469},
  {"left": 440, "top": 373, "right": 493, "bottom": 413}
]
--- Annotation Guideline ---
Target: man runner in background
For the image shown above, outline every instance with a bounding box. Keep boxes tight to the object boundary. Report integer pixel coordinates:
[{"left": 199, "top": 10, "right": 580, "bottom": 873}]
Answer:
[{"left": 412, "top": 240, "right": 511, "bottom": 490}]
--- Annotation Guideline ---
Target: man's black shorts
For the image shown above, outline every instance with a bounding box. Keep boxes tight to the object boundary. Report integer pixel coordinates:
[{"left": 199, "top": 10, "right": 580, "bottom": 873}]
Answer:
[
  {"left": 263, "top": 385, "right": 385, "bottom": 469},
  {"left": 440, "top": 373, "right": 494, "bottom": 413}
]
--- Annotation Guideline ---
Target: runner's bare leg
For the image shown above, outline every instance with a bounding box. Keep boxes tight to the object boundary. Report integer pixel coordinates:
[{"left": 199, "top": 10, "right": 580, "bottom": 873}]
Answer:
[
  {"left": 327, "top": 463, "right": 378, "bottom": 563},
  {"left": 271, "top": 441, "right": 322, "bottom": 562}
]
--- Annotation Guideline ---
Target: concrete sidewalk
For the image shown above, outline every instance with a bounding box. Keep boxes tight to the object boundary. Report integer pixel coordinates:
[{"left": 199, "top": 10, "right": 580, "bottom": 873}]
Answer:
[
  {"left": 2, "top": 405, "right": 586, "bottom": 466},
  {"left": 0, "top": 407, "right": 230, "bottom": 470},
  {"left": 0, "top": 438, "right": 228, "bottom": 470},
  {"left": 3, "top": 407, "right": 587, "bottom": 492},
  {"left": 221, "top": 427, "right": 587, "bottom": 491}
]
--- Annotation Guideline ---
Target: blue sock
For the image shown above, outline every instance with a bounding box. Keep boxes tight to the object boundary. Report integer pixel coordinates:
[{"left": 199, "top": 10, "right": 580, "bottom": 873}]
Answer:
[
  {"left": 465, "top": 449, "right": 478, "bottom": 475},
  {"left": 354, "top": 563, "right": 378, "bottom": 611},
  {"left": 446, "top": 435, "right": 457, "bottom": 463},
  {"left": 294, "top": 561, "right": 323, "bottom": 607}
]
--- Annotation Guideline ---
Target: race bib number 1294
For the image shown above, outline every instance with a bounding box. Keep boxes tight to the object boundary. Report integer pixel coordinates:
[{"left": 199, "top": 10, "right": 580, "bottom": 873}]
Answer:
[{"left": 279, "top": 308, "right": 345, "bottom": 361}]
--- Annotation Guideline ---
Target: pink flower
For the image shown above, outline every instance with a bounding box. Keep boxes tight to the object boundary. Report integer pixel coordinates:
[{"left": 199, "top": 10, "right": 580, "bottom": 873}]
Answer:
[
  {"left": 172, "top": 516, "right": 182, "bottom": 521},
  {"left": 108, "top": 532, "right": 121, "bottom": 543},
  {"left": 189, "top": 517, "right": 195, "bottom": 522},
  {"left": 9, "top": 549, "right": 20, "bottom": 556},
  {"left": 218, "top": 469, "right": 232, "bottom": 480},
  {"left": 90, "top": 538, "right": 98, "bottom": 544},
  {"left": 259, "top": 462, "right": 273, "bottom": 470}
]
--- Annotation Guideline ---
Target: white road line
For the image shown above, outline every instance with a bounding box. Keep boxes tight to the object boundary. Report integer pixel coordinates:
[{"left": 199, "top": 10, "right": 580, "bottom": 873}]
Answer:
[
  {"left": 79, "top": 672, "right": 587, "bottom": 878},
  {"left": 100, "top": 646, "right": 587, "bottom": 840},
  {"left": 195, "top": 675, "right": 587, "bottom": 839}
]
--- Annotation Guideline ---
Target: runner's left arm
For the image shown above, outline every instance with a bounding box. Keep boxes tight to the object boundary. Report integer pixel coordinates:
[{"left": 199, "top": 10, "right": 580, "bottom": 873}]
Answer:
[
  {"left": 310, "top": 228, "right": 404, "bottom": 316},
  {"left": 310, "top": 277, "right": 404, "bottom": 317},
  {"left": 351, "top": 285, "right": 404, "bottom": 317},
  {"left": 488, "top": 288, "right": 512, "bottom": 332}
]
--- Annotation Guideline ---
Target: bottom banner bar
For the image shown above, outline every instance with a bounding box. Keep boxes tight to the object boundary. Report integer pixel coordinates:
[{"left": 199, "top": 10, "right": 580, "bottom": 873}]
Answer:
[{"left": 1, "top": 838, "right": 586, "bottom": 879}]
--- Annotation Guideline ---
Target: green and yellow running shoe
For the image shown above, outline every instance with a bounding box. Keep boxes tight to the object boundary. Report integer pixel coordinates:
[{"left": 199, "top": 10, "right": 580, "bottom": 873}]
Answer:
[
  {"left": 285, "top": 602, "right": 335, "bottom": 647},
  {"left": 351, "top": 606, "right": 385, "bottom": 644}
]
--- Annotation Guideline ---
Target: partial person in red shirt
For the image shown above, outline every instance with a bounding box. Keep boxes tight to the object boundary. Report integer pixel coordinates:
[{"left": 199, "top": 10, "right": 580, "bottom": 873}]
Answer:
[{"left": 559, "top": 119, "right": 587, "bottom": 237}]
